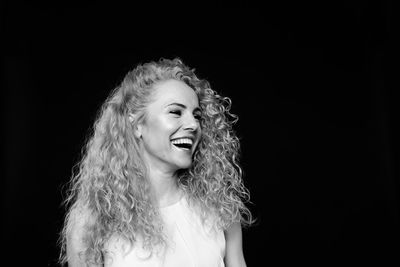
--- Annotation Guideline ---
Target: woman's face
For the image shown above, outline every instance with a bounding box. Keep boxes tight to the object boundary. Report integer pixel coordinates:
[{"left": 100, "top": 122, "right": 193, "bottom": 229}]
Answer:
[{"left": 137, "top": 79, "right": 202, "bottom": 174}]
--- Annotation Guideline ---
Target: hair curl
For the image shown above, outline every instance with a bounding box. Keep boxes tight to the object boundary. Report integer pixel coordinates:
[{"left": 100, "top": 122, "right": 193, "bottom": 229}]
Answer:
[{"left": 59, "top": 58, "right": 253, "bottom": 266}]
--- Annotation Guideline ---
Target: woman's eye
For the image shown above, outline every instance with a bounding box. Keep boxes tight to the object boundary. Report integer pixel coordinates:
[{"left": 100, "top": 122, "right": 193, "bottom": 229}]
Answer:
[
  {"left": 194, "top": 113, "right": 202, "bottom": 120},
  {"left": 170, "top": 110, "right": 182, "bottom": 116}
]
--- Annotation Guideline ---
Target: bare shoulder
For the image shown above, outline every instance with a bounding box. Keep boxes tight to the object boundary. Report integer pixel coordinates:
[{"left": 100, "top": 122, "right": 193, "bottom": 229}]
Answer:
[
  {"left": 224, "top": 222, "right": 246, "bottom": 267},
  {"left": 66, "top": 205, "right": 97, "bottom": 267},
  {"left": 67, "top": 204, "right": 95, "bottom": 244}
]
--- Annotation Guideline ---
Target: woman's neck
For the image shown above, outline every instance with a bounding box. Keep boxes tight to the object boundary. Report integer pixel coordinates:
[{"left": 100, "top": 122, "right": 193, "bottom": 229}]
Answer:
[{"left": 147, "top": 168, "right": 182, "bottom": 208}]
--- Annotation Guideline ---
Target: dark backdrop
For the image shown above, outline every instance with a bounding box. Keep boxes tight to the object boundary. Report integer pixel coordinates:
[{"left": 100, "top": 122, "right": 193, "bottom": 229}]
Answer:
[{"left": 2, "top": 1, "right": 399, "bottom": 266}]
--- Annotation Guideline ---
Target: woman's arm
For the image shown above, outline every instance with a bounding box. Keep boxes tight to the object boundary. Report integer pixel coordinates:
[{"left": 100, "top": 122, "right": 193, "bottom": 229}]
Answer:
[
  {"left": 224, "top": 222, "right": 246, "bottom": 267},
  {"left": 66, "top": 208, "right": 101, "bottom": 267}
]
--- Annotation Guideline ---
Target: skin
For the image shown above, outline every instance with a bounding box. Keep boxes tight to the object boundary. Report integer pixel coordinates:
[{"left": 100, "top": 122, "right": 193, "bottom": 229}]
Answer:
[
  {"left": 224, "top": 222, "right": 247, "bottom": 267},
  {"left": 135, "top": 79, "right": 202, "bottom": 207},
  {"left": 67, "top": 79, "right": 246, "bottom": 266}
]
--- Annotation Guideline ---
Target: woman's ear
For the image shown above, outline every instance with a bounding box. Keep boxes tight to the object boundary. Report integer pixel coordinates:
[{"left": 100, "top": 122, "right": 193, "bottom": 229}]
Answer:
[
  {"left": 128, "top": 113, "right": 142, "bottom": 139},
  {"left": 134, "top": 124, "right": 142, "bottom": 139}
]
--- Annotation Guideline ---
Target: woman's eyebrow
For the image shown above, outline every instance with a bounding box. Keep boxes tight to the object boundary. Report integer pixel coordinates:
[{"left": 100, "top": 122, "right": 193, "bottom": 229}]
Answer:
[
  {"left": 166, "top": 103, "right": 186, "bottom": 108},
  {"left": 166, "top": 103, "right": 201, "bottom": 112}
]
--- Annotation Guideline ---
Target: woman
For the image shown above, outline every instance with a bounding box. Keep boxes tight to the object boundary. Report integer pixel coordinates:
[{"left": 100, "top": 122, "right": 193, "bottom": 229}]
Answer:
[{"left": 60, "top": 58, "right": 253, "bottom": 266}]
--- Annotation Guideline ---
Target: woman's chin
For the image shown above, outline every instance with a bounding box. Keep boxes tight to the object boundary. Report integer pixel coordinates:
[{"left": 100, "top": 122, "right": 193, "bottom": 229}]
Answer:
[{"left": 173, "top": 161, "right": 193, "bottom": 172}]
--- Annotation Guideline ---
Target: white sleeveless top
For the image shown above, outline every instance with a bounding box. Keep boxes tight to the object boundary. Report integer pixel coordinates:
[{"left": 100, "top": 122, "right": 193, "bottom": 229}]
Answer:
[{"left": 104, "top": 197, "right": 226, "bottom": 267}]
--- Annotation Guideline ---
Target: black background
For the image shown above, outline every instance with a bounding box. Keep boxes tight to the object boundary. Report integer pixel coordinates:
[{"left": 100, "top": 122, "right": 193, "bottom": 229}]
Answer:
[{"left": 2, "top": 1, "right": 399, "bottom": 266}]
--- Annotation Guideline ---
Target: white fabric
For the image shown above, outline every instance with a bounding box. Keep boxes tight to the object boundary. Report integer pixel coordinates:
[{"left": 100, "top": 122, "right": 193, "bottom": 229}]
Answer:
[{"left": 104, "top": 197, "right": 226, "bottom": 267}]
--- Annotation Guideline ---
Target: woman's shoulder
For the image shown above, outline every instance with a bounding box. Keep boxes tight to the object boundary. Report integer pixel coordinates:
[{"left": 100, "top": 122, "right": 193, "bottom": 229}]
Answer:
[
  {"left": 66, "top": 204, "right": 96, "bottom": 263},
  {"left": 68, "top": 204, "right": 96, "bottom": 232}
]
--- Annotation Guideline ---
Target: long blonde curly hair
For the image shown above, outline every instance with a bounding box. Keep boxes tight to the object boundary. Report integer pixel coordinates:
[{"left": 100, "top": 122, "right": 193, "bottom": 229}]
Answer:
[{"left": 59, "top": 58, "right": 253, "bottom": 266}]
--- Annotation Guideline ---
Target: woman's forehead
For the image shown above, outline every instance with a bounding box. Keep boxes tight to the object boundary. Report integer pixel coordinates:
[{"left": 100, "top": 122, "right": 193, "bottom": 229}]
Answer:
[{"left": 151, "top": 79, "right": 199, "bottom": 107}]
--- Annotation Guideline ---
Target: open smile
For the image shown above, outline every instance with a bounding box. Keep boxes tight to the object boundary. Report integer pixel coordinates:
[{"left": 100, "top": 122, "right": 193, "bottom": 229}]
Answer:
[{"left": 171, "top": 137, "right": 194, "bottom": 151}]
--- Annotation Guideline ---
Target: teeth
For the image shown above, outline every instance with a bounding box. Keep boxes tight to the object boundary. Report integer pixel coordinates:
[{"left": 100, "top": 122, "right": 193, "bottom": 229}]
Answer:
[{"left": 171, "top": 138, "right": 193, "bottom": 145}]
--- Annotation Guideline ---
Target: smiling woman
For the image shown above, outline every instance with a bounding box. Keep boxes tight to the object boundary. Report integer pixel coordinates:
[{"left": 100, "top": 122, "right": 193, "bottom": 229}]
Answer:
[
  {"left": 133, "top": 80, "right": 202, "bottom": 173},
  {"left": 59, "top": 58, "right": 253, "bottom": 267}
]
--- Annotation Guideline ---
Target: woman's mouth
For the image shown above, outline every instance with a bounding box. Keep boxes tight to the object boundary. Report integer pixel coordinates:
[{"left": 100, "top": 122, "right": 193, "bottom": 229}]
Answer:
[{"left": 171, "top": 137, "right": 194, "bottom": 151}]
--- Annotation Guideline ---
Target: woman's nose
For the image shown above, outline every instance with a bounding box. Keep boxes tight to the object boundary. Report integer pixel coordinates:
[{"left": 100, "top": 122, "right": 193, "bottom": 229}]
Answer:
[{"left": 183, "top": 114, "right": 200, "bottom": 131}]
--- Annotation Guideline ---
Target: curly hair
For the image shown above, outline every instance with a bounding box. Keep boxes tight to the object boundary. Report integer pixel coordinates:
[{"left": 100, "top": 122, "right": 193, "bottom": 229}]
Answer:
[{"left": 59, "top": 58, "right": 253, "bottom": 266}]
